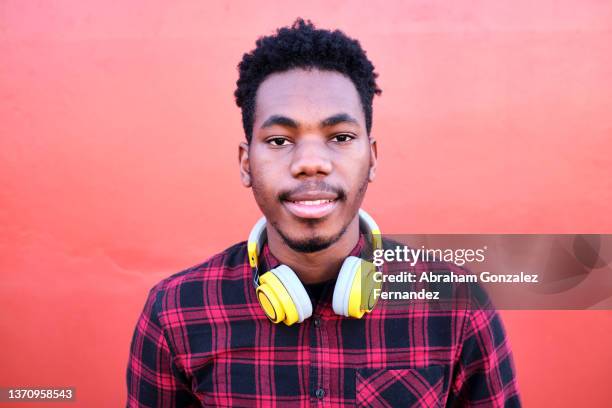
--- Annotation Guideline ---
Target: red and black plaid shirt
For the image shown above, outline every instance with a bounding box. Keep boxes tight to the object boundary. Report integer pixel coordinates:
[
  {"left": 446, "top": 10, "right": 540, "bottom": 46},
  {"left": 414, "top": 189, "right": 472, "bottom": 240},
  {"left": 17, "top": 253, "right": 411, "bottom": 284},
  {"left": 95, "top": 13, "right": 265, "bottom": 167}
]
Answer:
[{"left": 127, "top": 235, "right": 521, "bottom": 407}]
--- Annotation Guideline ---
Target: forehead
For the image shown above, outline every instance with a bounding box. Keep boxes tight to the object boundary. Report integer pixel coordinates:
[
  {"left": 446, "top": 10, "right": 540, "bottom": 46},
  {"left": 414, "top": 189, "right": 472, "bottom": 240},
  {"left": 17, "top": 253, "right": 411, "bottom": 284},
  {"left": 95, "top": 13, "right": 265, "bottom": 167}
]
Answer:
[{"left": 254, "top": 68, "right": 364, "bottom": 128}]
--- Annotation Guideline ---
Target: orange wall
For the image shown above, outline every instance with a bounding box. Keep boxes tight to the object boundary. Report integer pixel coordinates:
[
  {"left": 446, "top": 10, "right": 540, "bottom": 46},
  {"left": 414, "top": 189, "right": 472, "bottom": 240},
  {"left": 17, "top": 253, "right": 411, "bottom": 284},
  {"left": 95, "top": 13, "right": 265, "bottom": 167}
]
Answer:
[{"left": 1, "top": 1, "right": 611, "bottom": 406}]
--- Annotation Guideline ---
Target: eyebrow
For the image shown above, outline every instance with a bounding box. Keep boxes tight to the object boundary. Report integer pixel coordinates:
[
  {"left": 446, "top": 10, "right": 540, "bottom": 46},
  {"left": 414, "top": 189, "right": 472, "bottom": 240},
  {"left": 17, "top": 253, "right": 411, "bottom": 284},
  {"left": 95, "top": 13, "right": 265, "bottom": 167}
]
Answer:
[
  {"left": 260, "top": 115, "right": 299, "bottom": 129},
  {"left": 320, "top": 113, "right": 359, "bottom": 128},
  {"left": 260, "top": 113, "right": 359, "bottom": 130}
]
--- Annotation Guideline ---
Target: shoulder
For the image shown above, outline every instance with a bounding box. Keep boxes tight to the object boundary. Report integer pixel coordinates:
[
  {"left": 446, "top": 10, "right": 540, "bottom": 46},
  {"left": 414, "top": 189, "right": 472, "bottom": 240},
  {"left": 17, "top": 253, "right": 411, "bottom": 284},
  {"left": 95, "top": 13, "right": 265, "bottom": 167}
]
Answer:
[{"left": 146, "top": 240, "right": 250, "bottom": 313}]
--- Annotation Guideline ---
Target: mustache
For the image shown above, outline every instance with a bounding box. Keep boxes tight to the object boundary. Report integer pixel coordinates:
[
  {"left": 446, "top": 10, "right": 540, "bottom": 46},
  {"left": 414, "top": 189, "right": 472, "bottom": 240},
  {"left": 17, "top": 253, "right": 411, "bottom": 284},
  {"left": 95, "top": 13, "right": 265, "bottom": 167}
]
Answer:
[{"left": 278, "top": 181, "right": 346, "bottom": 202}]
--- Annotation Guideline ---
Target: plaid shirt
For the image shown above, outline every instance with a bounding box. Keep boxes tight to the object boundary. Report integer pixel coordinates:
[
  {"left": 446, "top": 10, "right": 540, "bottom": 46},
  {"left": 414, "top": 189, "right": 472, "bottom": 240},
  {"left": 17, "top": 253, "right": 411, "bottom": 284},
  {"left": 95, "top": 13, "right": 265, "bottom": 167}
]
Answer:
[{"left": 127, "top": 234, "right": 521, "bottom": 407}]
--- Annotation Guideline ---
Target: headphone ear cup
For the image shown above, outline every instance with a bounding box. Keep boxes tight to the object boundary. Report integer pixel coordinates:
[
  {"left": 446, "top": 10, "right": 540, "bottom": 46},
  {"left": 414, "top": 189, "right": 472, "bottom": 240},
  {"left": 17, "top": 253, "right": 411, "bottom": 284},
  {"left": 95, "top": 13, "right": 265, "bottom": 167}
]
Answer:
[
  {"left": 274, "top": 265, "right": 313, "bottom": 322},
  {"left": 257, "top": 265, "right": 313, "bottom": 325},
  {"left": 333, "top": 256, "right": 379, "bottom": 318},
  {"left": 332, "top": 256, "right": 361, "bottom": 317}
]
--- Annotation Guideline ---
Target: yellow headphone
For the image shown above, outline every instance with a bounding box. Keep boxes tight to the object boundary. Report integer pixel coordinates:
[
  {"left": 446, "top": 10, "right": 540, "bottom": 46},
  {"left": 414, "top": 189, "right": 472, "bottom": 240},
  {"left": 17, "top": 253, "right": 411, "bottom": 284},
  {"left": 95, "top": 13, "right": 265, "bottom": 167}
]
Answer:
[{"left": 248, "top": 209, "right": 383, "bottom": 326}]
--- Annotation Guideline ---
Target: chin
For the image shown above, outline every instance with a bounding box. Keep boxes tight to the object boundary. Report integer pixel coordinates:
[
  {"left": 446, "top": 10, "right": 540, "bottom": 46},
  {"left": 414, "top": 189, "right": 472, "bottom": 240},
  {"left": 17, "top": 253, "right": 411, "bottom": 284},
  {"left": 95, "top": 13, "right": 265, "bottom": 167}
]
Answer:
[
  {"left": 283, "top": 231, "right": 340, "bottom": 253},
  {"left": 284, "top": 236, "right": 335, "bottom": 253},
  {"left": 274, "top": 220, "right": 349, "bottom": 254}
]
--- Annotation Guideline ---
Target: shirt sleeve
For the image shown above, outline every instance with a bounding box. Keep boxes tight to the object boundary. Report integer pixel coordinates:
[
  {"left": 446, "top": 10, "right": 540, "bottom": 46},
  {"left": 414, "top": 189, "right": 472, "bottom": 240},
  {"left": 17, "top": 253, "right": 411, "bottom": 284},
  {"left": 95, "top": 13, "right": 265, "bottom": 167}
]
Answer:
[
  {"left": 448, "top": 305, "right": 522, "bottom": 407},
  {"left": 126, "top": 284, "right": 200, "bottom": 408}
]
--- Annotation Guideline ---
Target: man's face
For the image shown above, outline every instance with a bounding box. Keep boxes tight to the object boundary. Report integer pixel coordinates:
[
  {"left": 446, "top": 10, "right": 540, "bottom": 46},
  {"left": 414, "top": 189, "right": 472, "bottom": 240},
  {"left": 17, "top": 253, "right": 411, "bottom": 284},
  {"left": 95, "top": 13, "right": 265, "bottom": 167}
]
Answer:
[{"left": 239, "top": 68, "right": 377, "bottom": 253}]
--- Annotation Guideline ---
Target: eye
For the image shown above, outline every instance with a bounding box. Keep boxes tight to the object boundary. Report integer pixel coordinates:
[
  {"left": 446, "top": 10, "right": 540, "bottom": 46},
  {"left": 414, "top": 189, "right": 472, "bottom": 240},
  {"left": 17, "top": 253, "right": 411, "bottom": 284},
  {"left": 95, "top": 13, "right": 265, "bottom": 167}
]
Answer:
[
  {"left": 266, "top": 137, "right": 293, "bottom": 147},
  {"left": 331, "top": 133, "right": 355, "bottom": 143}
]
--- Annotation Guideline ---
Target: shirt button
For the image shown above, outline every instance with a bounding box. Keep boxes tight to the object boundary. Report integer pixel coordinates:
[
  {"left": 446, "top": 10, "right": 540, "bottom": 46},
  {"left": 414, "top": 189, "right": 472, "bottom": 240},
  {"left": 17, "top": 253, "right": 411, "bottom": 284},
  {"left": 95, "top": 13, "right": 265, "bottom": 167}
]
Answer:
[
  {"left": 313, "top": 317, "right": 321, "bottom": 328},
  {"left": 315, "top": 388, "right": 325, "bottom": 399}
]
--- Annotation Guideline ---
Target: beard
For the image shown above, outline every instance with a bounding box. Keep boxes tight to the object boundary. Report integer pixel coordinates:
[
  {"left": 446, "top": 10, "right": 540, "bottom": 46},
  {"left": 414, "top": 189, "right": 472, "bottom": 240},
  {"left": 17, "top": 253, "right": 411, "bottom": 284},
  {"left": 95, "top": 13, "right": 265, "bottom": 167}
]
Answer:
[
  {"left": 271, "top": 217, "right": 351, "bottom": 253},
  {"left": 269, "top": 173, "right": 369, "bottom": 253}
]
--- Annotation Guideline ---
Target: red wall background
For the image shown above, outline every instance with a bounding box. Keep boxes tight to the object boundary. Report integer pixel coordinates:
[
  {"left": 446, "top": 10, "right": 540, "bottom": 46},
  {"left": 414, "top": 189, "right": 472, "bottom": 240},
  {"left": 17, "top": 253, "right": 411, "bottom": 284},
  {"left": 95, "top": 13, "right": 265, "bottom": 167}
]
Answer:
[{"left": 1, "top": 1, "right": 611, "bottom": 406}]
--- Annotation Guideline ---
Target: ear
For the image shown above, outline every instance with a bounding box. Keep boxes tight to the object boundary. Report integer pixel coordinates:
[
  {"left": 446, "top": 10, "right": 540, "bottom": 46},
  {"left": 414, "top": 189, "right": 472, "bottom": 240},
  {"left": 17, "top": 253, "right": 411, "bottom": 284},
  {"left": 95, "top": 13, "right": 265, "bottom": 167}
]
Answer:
[
  {"left": 238, "top": 142, "right": 252, "bottom": 187},
  {"left": 368, "top": 137, "right": 378, "bottom": 182}
]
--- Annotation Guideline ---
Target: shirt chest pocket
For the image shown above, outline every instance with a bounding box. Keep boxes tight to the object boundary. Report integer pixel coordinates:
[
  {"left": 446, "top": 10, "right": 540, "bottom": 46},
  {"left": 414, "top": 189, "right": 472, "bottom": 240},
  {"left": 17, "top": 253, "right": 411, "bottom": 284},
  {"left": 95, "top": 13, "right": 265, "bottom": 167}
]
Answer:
[{"left": 356, "top": 366, "right": 445, "bottom": 408}]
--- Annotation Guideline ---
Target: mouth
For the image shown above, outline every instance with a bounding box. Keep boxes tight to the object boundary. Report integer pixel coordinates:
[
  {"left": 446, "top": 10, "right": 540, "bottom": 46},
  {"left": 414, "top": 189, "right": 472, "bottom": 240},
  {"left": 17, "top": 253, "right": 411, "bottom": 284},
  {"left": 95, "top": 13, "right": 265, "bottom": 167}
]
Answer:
[{"left": 282, "top": 196, "right": 340, "bottom": 219}]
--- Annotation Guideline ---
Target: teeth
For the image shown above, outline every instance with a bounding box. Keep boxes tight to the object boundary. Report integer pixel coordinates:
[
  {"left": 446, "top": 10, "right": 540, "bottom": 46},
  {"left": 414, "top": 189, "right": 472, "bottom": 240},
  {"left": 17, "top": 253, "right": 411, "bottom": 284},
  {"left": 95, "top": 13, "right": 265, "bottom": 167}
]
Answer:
[{"left": 293, "top": 199, "right": 333, "bottom": 206}]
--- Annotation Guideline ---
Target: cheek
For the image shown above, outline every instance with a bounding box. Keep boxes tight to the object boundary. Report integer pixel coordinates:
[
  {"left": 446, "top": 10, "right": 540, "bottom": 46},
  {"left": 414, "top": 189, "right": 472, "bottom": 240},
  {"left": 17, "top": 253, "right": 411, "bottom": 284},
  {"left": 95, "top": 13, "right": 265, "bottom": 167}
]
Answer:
[
  {"left": 343, "top": 158, "right": 370, "bottom": 190},
  {"left": 250, "top": 174, "right": 270, "bottom": 201},
  {"left": 250, "top": 163, "right": 279, "bottom": 205},
  {"left": 250, "top": 150, "right": 288, "bottom": 184}
]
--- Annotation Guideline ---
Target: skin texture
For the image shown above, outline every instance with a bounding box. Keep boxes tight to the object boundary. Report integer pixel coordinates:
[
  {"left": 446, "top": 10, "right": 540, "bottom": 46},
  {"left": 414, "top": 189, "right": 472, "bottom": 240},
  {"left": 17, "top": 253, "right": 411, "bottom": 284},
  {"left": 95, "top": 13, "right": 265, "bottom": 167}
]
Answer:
[{"left": 239, "top": 68, "right": 377, "bottom": 284}]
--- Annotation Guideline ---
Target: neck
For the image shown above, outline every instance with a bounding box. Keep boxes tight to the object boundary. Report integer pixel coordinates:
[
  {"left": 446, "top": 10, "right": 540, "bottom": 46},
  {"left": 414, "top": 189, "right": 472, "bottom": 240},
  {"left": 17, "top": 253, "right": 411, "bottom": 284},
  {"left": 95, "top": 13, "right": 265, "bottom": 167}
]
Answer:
[{"left": 266, "top": 216, "right": 360, "bottom": 285}]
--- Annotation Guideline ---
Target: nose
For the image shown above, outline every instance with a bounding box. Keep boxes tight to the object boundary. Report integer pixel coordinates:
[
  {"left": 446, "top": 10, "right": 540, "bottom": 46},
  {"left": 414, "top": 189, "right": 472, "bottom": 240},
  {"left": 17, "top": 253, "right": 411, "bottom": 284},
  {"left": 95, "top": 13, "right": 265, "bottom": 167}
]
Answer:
[{"left": 289, "top": 138, "right": 333, "bottom": 178}]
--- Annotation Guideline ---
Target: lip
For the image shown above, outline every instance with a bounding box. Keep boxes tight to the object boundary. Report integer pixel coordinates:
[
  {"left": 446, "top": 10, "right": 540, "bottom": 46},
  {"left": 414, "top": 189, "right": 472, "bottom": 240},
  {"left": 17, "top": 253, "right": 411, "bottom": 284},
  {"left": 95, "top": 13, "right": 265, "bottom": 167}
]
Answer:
[
  {"left": 284, "top": 191, "right": 338, "bottom": 202},
  {"left": 282, "top": 198, "right": 339, "bottom": 219}
]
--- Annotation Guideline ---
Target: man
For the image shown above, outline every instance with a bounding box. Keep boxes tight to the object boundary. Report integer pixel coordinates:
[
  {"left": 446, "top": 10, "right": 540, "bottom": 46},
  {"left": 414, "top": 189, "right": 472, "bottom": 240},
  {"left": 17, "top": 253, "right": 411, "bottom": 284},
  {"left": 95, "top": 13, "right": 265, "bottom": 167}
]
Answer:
[{"left": 127, "top": 19, "right": 521, "bottom": 407}]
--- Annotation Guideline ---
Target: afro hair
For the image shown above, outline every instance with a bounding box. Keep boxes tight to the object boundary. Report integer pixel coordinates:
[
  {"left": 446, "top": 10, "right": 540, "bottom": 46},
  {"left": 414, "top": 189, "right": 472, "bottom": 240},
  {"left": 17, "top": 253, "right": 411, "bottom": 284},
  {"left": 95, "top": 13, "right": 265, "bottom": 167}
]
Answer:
[{"left": 234, "top": 18, "right": 381, "bottom": 141}]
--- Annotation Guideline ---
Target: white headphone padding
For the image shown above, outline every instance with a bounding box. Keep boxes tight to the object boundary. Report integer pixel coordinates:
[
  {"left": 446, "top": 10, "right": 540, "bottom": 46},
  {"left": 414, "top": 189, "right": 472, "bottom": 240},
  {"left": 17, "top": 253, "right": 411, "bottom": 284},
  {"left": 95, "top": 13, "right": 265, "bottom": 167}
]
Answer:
[{"left": 332, "top": 256, "right": 361, "bottom": 317}]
